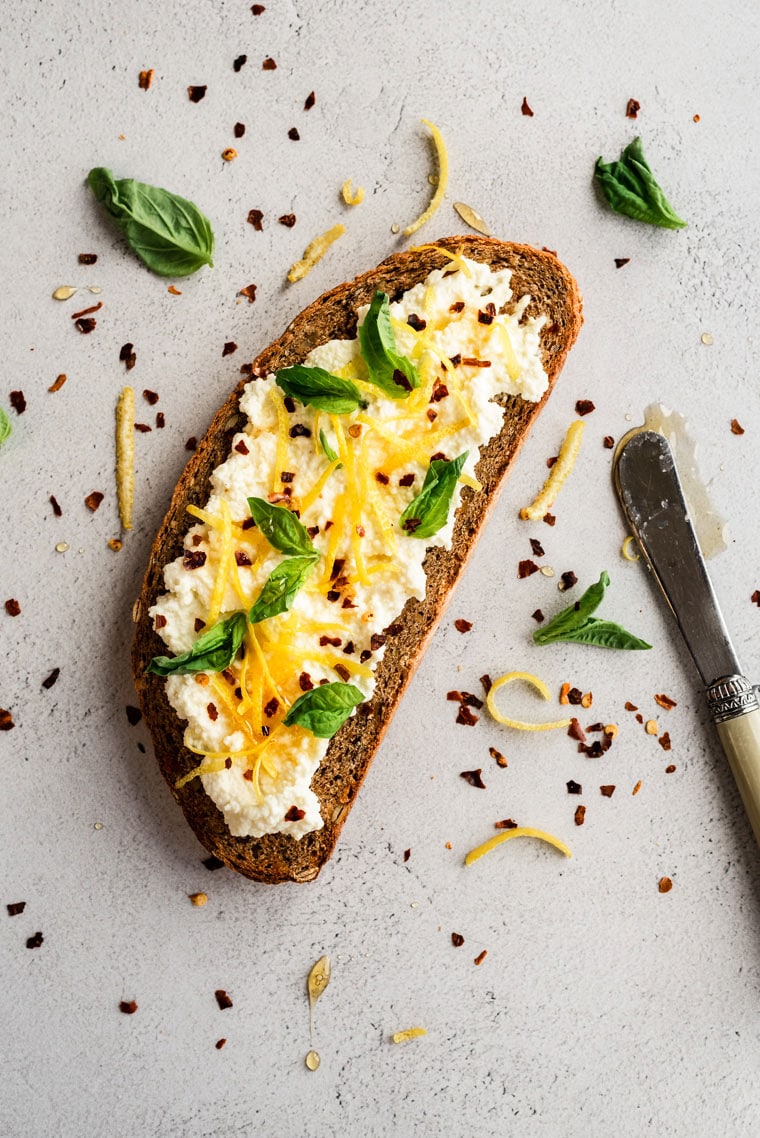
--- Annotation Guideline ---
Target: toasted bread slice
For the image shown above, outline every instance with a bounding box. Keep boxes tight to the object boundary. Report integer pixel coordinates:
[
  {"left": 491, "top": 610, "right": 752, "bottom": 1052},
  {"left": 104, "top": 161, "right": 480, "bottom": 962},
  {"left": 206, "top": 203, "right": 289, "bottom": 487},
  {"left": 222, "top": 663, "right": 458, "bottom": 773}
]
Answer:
[{"left": 132, "top": 236, "right": 582, "bottom": 882}]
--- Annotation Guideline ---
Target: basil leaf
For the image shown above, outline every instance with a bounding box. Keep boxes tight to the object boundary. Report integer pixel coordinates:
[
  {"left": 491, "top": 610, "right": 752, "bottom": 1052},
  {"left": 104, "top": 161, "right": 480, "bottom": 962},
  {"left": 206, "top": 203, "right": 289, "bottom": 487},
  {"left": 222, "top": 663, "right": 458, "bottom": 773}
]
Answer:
[
  {"left": 359, "top": 292, "right": 420, "bottom": 398},
  {"left": 533, "top": 571, "right": 610, "bottom": 645},
  {"left": 87, "top": 167, "right": 214, "bottom": 277},
  {"left": 319, "top": 429, "right": 342, "bottom": 467},
  {"left": 548, "top": 618, "right": 651, "bottom": 651},
  {"left": 276, "top": 365, "right": 366, "bottom": 414},
  {"left": 146, "top": 611, "right": 246, "bottom": 676},
  {"left": 283, "top": 681, "right": 365, "bottom": 738},
  {"left": 594, "top": 137, "right": 687, "bottom": 230},
  {"left": 247, "top": 497, "right": 316, "bottom": 557},
  {"left": 248, "top": 555, "right": 318, "bottom": 623},
  {"left": 0, "top": 407, "right": 11, "bottom": 450},
  {"left": 399, "top": 452, "right": 468, "bottom": 539}
]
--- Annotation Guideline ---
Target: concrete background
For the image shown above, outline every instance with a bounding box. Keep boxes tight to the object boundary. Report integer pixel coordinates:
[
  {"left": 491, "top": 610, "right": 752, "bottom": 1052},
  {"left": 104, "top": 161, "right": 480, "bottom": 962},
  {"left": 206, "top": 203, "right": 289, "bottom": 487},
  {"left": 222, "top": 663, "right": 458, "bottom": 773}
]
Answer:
[{"left": 2, "top": 1, "right": 760, "bottom": 1135}]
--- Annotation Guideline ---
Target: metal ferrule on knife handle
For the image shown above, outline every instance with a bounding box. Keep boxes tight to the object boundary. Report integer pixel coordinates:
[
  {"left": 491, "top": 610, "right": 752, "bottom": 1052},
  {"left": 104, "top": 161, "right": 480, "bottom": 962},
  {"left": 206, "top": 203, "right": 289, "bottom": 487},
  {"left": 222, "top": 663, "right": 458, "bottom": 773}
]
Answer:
[{"left": 705, "top": 675, "right": 760, "bottom": 724}]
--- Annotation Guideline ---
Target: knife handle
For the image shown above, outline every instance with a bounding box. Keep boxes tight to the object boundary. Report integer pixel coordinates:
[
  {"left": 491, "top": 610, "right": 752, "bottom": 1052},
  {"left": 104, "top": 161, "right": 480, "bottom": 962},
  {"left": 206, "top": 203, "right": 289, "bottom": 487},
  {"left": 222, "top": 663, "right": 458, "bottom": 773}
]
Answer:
[{"left": 717, "top": 710, "right": 760, "bottom": 846}]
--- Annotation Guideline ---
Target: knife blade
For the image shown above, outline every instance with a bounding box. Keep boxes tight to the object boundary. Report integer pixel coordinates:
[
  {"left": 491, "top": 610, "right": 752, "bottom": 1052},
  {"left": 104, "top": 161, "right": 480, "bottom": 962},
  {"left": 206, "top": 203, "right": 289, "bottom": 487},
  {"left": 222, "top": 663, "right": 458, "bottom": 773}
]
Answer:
[{"left": 614, "top": 429, "right": 760, "bottom": 845}]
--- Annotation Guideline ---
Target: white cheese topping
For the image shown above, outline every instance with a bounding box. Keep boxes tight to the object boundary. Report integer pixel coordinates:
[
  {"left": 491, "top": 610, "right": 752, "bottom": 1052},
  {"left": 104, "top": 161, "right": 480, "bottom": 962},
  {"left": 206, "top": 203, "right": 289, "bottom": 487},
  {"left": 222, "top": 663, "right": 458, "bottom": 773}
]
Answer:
[{"left": 150, "top": 256, "right": 548, "bottom": 840}]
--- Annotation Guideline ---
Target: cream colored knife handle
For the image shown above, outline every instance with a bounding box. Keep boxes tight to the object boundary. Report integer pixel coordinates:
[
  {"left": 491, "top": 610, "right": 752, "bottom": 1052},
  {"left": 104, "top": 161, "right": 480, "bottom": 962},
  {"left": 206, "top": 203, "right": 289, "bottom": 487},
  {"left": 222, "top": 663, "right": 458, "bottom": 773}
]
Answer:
[{"left": 708, "top": 677, "right": 760, "bottom": 846}]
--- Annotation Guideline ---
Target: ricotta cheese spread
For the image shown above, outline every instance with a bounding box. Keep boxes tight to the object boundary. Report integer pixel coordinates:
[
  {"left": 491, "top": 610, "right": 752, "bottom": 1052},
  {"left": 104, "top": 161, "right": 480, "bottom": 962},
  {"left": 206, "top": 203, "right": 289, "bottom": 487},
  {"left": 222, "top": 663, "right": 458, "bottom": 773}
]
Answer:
[{"left": 150, "top": 254, "right": 548, "bottom": 840}]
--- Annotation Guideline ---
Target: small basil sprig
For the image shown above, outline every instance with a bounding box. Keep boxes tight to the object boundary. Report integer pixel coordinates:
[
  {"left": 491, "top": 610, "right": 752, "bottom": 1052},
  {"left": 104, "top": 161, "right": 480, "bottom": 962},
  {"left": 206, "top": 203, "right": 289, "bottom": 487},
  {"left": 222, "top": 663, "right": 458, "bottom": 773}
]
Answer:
[
  {"left": 147, "top": 611, "right": 247, "bottom": 676},
  {"left": 247, "top": 497, "right": 316, "bottom": 557},
  {"left": 283, "top": 681, "right": 365, "bottom": 738},
  {"left": 359, "top": 292, "right": 419, "bottom": 398},
  {"left": 87, "top": 167, "right": 214, "bottom": 276},
  {"left": 399, "top": 452, "right": 468, "bottom": 539},
  {"left": 594, "top": 137, "right": 687, "bottom": 230},
  {"left": 275, "top": 365, "right": 366, "bottom": 414},
  {"left": 248, "top": 555, "right": 318, "bottom": 623},
  {"left": 534, "top": 571, "right": 651, "bottom": 650},
  {"left": 0, "top": 407, "right": 11, "bottom": 450},
  {"left": 319, "top": 428, "right": 341, "bottom": 467}
]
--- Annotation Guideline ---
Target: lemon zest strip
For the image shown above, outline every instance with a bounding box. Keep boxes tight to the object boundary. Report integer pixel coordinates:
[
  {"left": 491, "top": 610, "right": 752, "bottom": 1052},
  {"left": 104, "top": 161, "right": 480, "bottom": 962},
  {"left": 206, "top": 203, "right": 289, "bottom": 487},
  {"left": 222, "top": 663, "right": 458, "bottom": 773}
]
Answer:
[
  {"left": 622, "top": 535, "right": 641, "bottom": 562},
  {"left": 486, "top": 670, "right": 572, "bottom": 731},
  {"left": 341, "top": 179, "right": 364, "bottom": 206},
  {"left": 288, "top": 223, "right": 345, "bottom": 283},
  {"left": 464, "top": 827, "right": 572, "bottom": 867},
  {"left": 402, "top": 120, "right": 449, "bottom": 237},
  {"left": 520, "top": 420, "right": 585, "bottom": 521}
]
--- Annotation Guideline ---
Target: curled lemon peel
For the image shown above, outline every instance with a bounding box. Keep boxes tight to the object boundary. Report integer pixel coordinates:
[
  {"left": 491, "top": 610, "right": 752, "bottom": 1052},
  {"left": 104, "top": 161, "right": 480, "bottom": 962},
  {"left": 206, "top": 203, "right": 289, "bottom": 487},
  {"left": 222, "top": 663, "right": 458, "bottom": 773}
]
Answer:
[
  {"left": 403, "top": 119, "right": 449, "bottom": 237},
  {"left": 520, "top": 419, "right": 585, "bottom": 521},
  {"left": 116, "top": 386, "right": 135, "bottom": 530},
  {"left": 621, "top": 535, "right": 641, "bottom": 562},
  {"left": 391, "top": 1027, "right": 427, "bottom": 1043},
  {"left": 287, "top": 223, "right": 346, "bottom": 283},
  {"left": 486, "top": 671, "right": 572, "bottom": 732},
  {"left": 341, "top": 179, "right": 364, "bottom": 206},
  {"left": 464, "top": 827, "right": 572, "bottom": 866}
]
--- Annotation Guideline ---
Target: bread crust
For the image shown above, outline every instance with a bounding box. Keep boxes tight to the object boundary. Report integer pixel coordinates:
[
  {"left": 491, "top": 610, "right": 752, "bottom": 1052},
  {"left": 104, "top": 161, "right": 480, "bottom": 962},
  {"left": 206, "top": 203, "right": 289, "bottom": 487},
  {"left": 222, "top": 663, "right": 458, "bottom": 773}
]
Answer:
[{"left": 132, "top": 236, "right": 583, "bottom": 882}]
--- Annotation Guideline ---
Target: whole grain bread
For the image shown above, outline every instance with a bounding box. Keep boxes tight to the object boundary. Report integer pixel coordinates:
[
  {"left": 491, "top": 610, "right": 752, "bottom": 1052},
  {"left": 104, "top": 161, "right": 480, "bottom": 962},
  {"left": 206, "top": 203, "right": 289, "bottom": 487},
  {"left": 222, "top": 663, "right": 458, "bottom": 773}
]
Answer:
[{"left": 132, "top": 236, "right": 583, "bottom": 883}]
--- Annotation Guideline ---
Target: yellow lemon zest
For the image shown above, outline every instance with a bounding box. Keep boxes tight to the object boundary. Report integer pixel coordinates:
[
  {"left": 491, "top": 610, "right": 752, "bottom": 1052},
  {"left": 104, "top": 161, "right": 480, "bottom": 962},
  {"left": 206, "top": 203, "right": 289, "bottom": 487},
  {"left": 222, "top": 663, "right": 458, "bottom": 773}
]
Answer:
[
  {"left": 486, "top": 671, "right": 572, "bottom": 731},
  {"left": 465, "top": 827, "right": 572, "bottom": 866},
  {"left": 520, "top": 420, "right": 585, "bottom": 521},
  {"left": 402, "top": 121, "right": 449, "bottom": 237}
]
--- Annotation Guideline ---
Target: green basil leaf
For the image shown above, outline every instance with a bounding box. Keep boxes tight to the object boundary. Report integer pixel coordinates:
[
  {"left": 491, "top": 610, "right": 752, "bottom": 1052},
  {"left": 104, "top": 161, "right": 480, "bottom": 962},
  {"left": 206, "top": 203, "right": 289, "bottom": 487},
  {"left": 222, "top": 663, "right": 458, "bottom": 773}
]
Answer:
[
  {"left": 146, "top": 611, "right": 246, "bottom": 676},
  {"left": 319, "top": 428, "right": 342, "bottom": 467},
  {"left": 359, "top": 292, "right": 420, "bottom": 398},
  {"left": 0, "top": 407, "right": 12, "bottom": 450},
  {"left": 87, "top": 167, "right": 214, "bottom": 277},
  {"left": 399, "top": 452, "right": 468, "bottom": 539},
  {"left": 248, "top": 555, "right": 318, "bottom": 623},
  {"left": 550, "top": 618, "right": 651, "bottom": 650},
  {"left": 533, "top": 571, "right": 610, "bottom": 645},
  {"left": 283, "top": 681, "right": 365, "bottom": 738},
  {"left": 594, "top": 137, "right": 687, "bottom": 230},
  {"left": 276, "top": 365, "right": 366, "bottom": 414},
  {"left": 247, "top": 497, "right": 316, "bottom": 557}
]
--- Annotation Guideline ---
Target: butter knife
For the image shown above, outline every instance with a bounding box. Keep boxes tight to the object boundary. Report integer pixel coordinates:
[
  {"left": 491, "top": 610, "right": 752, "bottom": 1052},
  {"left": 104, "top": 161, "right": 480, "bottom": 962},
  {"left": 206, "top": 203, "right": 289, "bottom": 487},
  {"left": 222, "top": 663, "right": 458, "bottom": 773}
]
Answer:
[{"left": 614, "top": 429, "right": 760, "bottom": 845}]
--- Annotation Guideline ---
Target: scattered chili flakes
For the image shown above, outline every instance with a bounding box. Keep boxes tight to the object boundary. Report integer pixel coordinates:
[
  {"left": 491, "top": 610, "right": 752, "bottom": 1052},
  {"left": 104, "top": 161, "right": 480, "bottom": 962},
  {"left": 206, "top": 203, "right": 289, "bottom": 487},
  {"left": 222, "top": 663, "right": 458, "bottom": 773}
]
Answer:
[
  {"left": 278, "top": 213, "right": 297, "bottom": 227},
  {"left": 49, "top": 494, "right": 63, "bottom": 517},
  {"left": 531, "top": 608, "right": 546, "bottom": 624},
  {"left": 262, "top": 56, "right": 277, "bottom": 70},
  {"left": 222, "top": 148, "right": 237, "bottom": 161},
  {"left": 84, "top": 491, "right": 104, "bottom": 512},
  {"left": 559, "top": 683, "right": 571, "bottom": 705},
  {"left": 636, "top": 713, "right": 644, "bottom": 723},
  {"left": 451, "top": 932, "right": 464, "bottom": 947},
  {"left": 559, "top": 571, "right": 578, "bottom": 591},
  {"left": 575, "top": 400, "right": 595, "bottom": 417},
  {"left": 42, "top": 668, "right": 60, "bottom": 689},
  {"left": 0, "top": 708, "right": 14, "bottom": 731},
  {"left": 284, "top": 805, "right": 306, "bottom": 822},
  {"left": 752, "top": 590, "right": 760, "bottom": 606},
  {"left": 125, "top": 705, "right": 142, "bottom": 726},
  {"left": 188, "top": 85, "right": 207, "bottom": 102},
  {"left": 247, "top": 209, "right": 264, "bottom": 230},
  {"left": 543, "top": 512, "right": 556, "bottom": 526},
  {"left": 473, "top": 950, "right": 488, "bottom": 966},
  {"left": 5, "top": 598, "right": 20, "bottom": 617},
  {"left": 479, "top": 674, "right": 492, "bottom": 694},
  {"left": 251, "top": 3, "right": 265, "bottom": 12},
  {"left": 168, "top": 285, "right": 182, "bottom": 295},
  {"left": 456, "top": 705, "right": 479, "bottom": 727},
  {"left": 574, "top": 805, "right": 586, "bottom": 826},
  {"left": 600, "top": 785, "right": 616, "bottom": 798},
  {"left": 72, "top": 301, "right": 103, "bottom": 320},
  {"left": 632, "top": 779, "right": 642, "bottom": 795},
  {"left": 658, "top": 876, "right": 673, "bottom": 894},
  {"left": 603, "top": 435, "right": 615, "bottom": 448},
  {"left": 567, "top": 780, "right": 582, "bottom": 794},
  {"left": 521, "top": 97, "right": 534, "bottom": 116},
  {"left": 134, "top": 422, "right": 151, "bottom": 433},
  {"left": 402, "top": 848, "right": 411, "bottom": 863},
  {"left": 215, "top": 1038, "right": 227, "bottom": 1050},
  {"left": 138, "top": 69, "right": 154, "bottom": 90},
  {"left": 454, "top": 618, "right": 472, "bottom": 633},
  {"left": 222, "top": 341, "right": 238, "bottom": 357},
  {"left": 215, "top": 989, "right": 233, "bottom": 1010},
  {"left": 233, "top": 54, "right": 247, "bottom": 72},
  {"left": 7, "top": 902, "right": 26, "bottom": 916},
  {"left": 75, "top": 318, "right": 97, "bottom": 334},
  {"left": 567, "top": 718, "right": 586, "bottom": 743},
  {"left": 233, "top": 123, "right": 246, "bottom": 140},
  {"left": 518, "top": 559, "right": 539, "bottom": 578},
  {"left": 119, "top": 1000, "right": 138, "bottom": 1014},
  {"left": 9, "top": 391, "right": 26, "bottom": 414},
  {"left": 141, "top": 389, "right": 159, "bottom": 406},
  {"left": 489, "top": 747, "right": 507, "bottom": 769},
  {"left": 460, "top": 768, "right": 486, "bottom": 788},
  {"left": 626, "top": 98, "right": 641, "bottom": 119},
  {"left": 529, "top": 539, "right": 545, "bottom": 559},
  {"left": 567, "top": 687, "right": 583, "bottom": 705},
  {"left": 580, "top": 691, "right": 593, "bottom": 709},
  {"left": 78, "top": 253, "right": 98, "bottom": 265},
  {"left": 287, "top": 127, "right": 300, "bottom": 141},
  {"left": 185, "top": 436, "right": 198, "bottom": 451},
  {"left": 304, "top": 91, "right": 316, "bottom": 110},
  {"left": 238, "top": 284, "right": 257, "bottom": 303},
  {"left": 614, "top": 258, "right": 630, "bottom": 269},
  {"left": 48, "top": 373, "right": 67, "bottom": 393},
  {"left": 658, "top": 732, "right": 672, "bottom": 752},
  {"left": 730, "top": 419, "right": 745, "bottom": 435},
  {"left": 624, "top": 701, "right": 638, "bottom": 712},
  {"left": 654, "top": 693, "right": 677, "bottom": 711}
]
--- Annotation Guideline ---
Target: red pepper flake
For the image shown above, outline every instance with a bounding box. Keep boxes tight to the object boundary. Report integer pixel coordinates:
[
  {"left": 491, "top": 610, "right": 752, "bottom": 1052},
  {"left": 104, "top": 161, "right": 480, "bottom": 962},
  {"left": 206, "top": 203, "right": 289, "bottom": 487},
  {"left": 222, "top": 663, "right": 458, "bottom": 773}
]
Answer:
[
  {"left": 626, "top": 98, "right": 641, "bottom": 119},
  {"left": 407, "top": 313, "right": 426, "bottom": 331},
  {"left": 614, "top": 258, "right": 630, "bottom": 269},
  {"left": 543, "top": 512, "right": 556, "bottom": 526},
  {"left": 600, "top": 785, "right": 616, "bottom": 797},
  {"left": 477, "top": 303, "right": 496, "bottom": 325},
  {"left": 654, "top": 693, "right": 677, "bottom": 710},
  {"left": 9, "top": 390, "right": 26, "bottom": 414},
  {"left": 603, "top": 435, "right": 615, "bottom": 449},
  {"left": 454, "top": 619, "right": 472, "bottom": 633},
  {"left": 138, "top": 69, "right": 154, "bottom": 90},
  {"left": 334, "top": 663, "right": 351, "bottom": 682},
  {"left": 7, "top": 902, "right": 26, "bottom": 916},
  {"left": 449, "top": 304, "right": 465, "bottom": 318},
  {"left": 238, "top": 284, "right": 257, "bottom": 304},
  {"left": 480, "top": 674, "right": 492, "bottom": 694},
  {"left": 153, "top": 613, "right": 167, "bottom": 630},
  {"left": 84, "top": 491, "right": 104, "bottom": 513},
  {"left": 75, "top": 318, "right": 97, "bottom": 334},
  {"left": 42, "top": 668, "right": 60, "bottom": 690},
  {"left": 494, "top": 818, "right": 518, "bottom": 830},
  {"left": 528, "top": 538, "right": 545, "bottom": 558},
  {"left": 624, "top": 701, "right": 638, "bottom": 711},
  {"left": 567, "top": 718, "right": 587, "bottom": 743},
  {"left": 304, "top": 90, "right": 316, "bottom": 110},
  {"left": 658, "top": 876, "right": 673, "bottom": 894},
  {"left": 26, "top": 932, "right": 44, "bottom": 949},
  {"left": 518, "top": 559, "right": 539, "bottom": 578},
  {"left": 234, "top": 122, "right": 246, "bottom": 138},
  {"left": 283, "top": 805, "right": 305, "bottom": 824},
  {"left": 546, "top": 455, "right": 557, "bottom": 468},
  {"left": 5, "top": 598, "right": 20, "bottom": 616},
  {"left": 262, "top": 57, "right": 277, "bottom": 70},
  {"left": 456, "top": 706, "right": 479, "bottom": 727},
  {"left": 426, "top": 409, "right": 438, "bottom": 422},
  {"left": 299, "top": 672, "right": 314, "bottom": 692},
  {"left": 168, "top": 285, "right": 182, "bottom": 295},
  {"left": 215, "top": 989, "right": 233, "bottom": 1010},
  {"left": 183, "top": 549, "right": 207, "bottom": 570},
  {"left": 134, "top": 423, "right": 151, "bottom": 433},
  {"left": 222, "top": 341, "right": 238, "bottom": 357},
  {"left": 566, "top": 780, "right": 582, "bottom": 795},
  {"left": 119, "top": 999, "right": 138, "bottom": 1014},
  {"left": 233, "top": 54, "right": 247, "bottom": 72},
  {"left": 567, "top": 687, "right": 583, "bottom": 705},
  {"left": 283, "top": 395, "right": 296, "bottom": 412},
  {"left": 370, "top": 633, "right": 387, "bottom": 651},
  {"left": 398, "top": 472, "right": 415, "bottom": 488},
  {"left": 153, "top": 412, "right": 164, "bottom": 429},
  {"left": 48, "top": 373, "right": 67, "bottom": 393},
  {"left": 635, "top": 712, "right": 644, "bottom": 724},
  {"left": 559, "top": 571, "right": 578, "bottom": 591},
  {"left": 72, "top": 301, "right": 103, "bottom": 320},
  {"left": 188, "top": 85, "right": 207, "bottom": 102},
  {"left": 531, "top": 609, "right": 545, "bottom": 623},
  {"left": 473, "top": 949, "right": 488, "bottom": 966},
  {"left": 658, "top": 732, "right": 672, "bottom": 752},
  {"left": 319, "top": 635, "right": 341, "bottom": 648},
  {"left": 489, "top": 746, "right": 507, "bottom": 768},
  {"left": 205, "top": 702, "right": 218, "bottom": 722},
  {"left": 78, "top": 253, "right": 98, "bottom": 265},
  {"left": 574, "top": 805, "right": 586, "bottom": 826},
  {"left": 287, "top": 127, "right": 300, "bottom": 140},
  {"left": 251, "top": 3, "right": 265, "bottom": 12},
  {"left": 451, "top": 932, "right": 465, "bottom": 947},
  {"left": 142, "top": 389, "right": 159, "bottom": 405},
  {"left": 575, "top": 399, "right": 595, "bottom": 416},
  {"left": 461, "top": 357, "right": 491, "bottom": 368},
  {"left": 235, "top": 550, "right": 253, "bottom": 568},
  {"left": 263, "top": 696, "right": 279, "bottom": 719},
  {"left": 215, "top": 1038, "right": 227, "bottom": 1050},
  {"left": 461, "top": 692, "right": 484, "bottom": 709},
  {"left": 247, "top": 209, "right": 264, "bottom": 231},
  {"left": 731, "top": 419, "right": 745, "bottom": 435},
  {"left": 125, "top": 705, "right": 142, "bottom": 726},
  {"left": 185, "top": 436, "right": 198, "bottom": 451},
  {"left": 373, "top": 471, "right": 390, "bottom": 487},
  {"left": 665, "top": 763, "right": 676, "bottom": 774},
  {"left": 749, "top": 589, "right": 760, "bottom": 606},
  {"left": 0, "top": 708, "right": 14, "bottom": 731},
  {"left": 430, "top": 380, "right": 449, "bottom": 403},
  {"left": 430, "top": 452, "right": 448, "bottom": 462},
  {"left": 521, "top": 97, "right": 534, "bottom": 116},
  {"left": 278, "top": 213, "right": 297, "bottom": 227},
  {"left": 459, "top": 769, "right": 484, "bottom": 787}
]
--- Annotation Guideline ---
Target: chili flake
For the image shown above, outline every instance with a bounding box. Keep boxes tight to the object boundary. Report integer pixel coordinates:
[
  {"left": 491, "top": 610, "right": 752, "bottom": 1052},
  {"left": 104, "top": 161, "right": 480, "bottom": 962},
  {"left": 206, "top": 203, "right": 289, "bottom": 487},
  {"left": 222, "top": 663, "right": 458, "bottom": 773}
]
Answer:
[
  {"left": 222, "top": 341, "right": 238, "bottom": 357},
  {"left": 574, "top": 805, "right": 586, "bottom": 826},
  {"left": 730, "top": 419, "right": 745, "bottom": 435},
  {"left": 603, "top": 435, "right": 615, "bottom": 448},
  {"left": 575, "top": 400, "right": 595, "bottom": 416},
  {"left": 84, "top": 491, "right": 104, "bottom": 512},
  {"left": 456, "top": 705, "right": 479, "bottom": 727},
  {"left": 752, "top": 590, "right": 760, "bottom": 606},
  {"left": 626, "top": 98, "right": 641, "bottom": 118},
  {"left": 454, "top": 618, "right": 472, "bottom": 633},
  {"left": 188, "top": 85, "right": 207, "bottom": 102},
  {"left": 521, "top": 97, "right": 534, "bottom": 116},
  {"left": 27, "top": 932, "right": 44, "bottom": 949},
  {"left": 460, "top": 768, "right": 486, "bottom": 788},
  {"left": 600, "top": 785, "right": 616, "bottom": 797},
  {"left": 473, "top": 950, "right": 488, "bottom": 966},
  {"left": 304, "top": 91, "right": 316, "bottom": 110},
  {"left": 233, "top": 54, "right": 247, "bottom": 71},
  {"left": 247, "top": 209, "right": 264, "bottom": 230},
  {"left": 215, "top": 990, "right": 233, "bottom": 1010},
  {"left": 489, "top": 747, "right": 507, "bottom": 768},
  {"left": 5, "top": 598, "right": 20, "bottom": 616},
  {"left": 42, "top": 668, "right": 60, "bottom": 689},
  {"left": 138, "top": 70, "right": 154, "bottom": 90},
  {"left": 567, "top": 780, "right": 582, "bottom": 794},
  {"left": 262, "top": 57, "right": 277, "bottom": 69},
  {"left": 78, "top": 253, "right": 98, "bottom": 265},
  {"left": 658, "top": 877, "right": 673, "bottom": 894},
  {"left": 451, "top": 932, "right": 464, "bottom": 947},
  {"left": 494, "top": 818, "right": 518, "bottom": 829},
  {"left": 9, "top": 391, "right": 26, "bottom": 414},
  {"left": 75, "top": 318, "right": 97, "bottom": 334},
  {"left": 278, "top": 213, "right": 296, "bottom": 227},
  {"left": 518, "top": 559, "right": 539, "bottom": 578},
  {"left": 251, "top": 3, "right": 265, "bottom": 12},
  {"left": 238, "top": 284, "right": 257, "bottom": 303},
  {"left": 119, "top": 1000, "right": 138, "bottom": 1014},
  {"left": 7, "top": 902, "right": 26, "bottom": 916},
  {"left": 0, "top": 708, "right": 14, "bottom": 731},
  {"left": 559, "top": 571, "right": 578, "bottom": 591},
  {"left": 185, "top": 437, "right": 197, "bottom": 451},
  {"left": 234, "top": 122, "right": 246, "bottom": 138},
  {"left": 614, "top": 259, "right": 630, "bottom": 269},
  {"left": 285, "top": 805, "right": 305, "bottom": 822}
]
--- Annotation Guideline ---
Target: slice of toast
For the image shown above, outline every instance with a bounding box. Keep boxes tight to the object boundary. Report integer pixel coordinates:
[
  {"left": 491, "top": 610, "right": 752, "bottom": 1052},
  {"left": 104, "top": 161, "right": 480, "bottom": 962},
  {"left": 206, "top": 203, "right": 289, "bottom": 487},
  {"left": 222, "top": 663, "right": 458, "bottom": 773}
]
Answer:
[{"left": 132, "top": 236, "right": 583, "bottom": 882}]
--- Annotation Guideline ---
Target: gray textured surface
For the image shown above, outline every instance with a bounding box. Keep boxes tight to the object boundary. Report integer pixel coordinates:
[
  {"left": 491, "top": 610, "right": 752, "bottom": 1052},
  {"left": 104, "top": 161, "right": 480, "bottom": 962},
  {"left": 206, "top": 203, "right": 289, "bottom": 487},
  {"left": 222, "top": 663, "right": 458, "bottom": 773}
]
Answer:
[{"left": 2, "top": 1, "right": 760, "bottom": 1135}]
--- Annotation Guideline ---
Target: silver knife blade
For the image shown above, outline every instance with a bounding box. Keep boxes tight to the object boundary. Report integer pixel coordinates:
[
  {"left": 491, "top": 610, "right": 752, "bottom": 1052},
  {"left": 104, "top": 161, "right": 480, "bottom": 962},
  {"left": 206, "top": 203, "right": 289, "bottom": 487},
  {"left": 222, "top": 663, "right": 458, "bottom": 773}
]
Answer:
[{"left": 614, "top": 430, "right": 741, "bottom": 687}]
